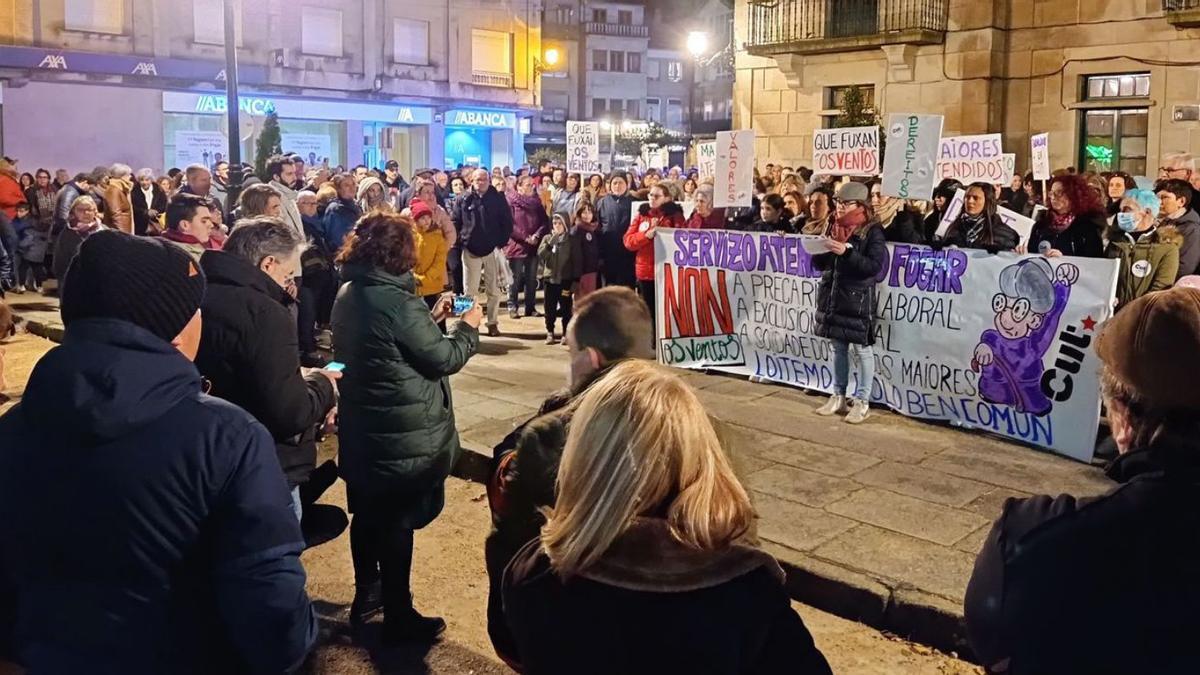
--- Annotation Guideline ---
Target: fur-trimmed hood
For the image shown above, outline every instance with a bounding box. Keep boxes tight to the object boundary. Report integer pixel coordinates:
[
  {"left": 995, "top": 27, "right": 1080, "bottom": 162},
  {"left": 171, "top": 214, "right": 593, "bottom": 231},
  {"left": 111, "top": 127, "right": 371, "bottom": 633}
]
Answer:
[{"left": 1106, "top": 223, "right": 1184, "bottom": 248}]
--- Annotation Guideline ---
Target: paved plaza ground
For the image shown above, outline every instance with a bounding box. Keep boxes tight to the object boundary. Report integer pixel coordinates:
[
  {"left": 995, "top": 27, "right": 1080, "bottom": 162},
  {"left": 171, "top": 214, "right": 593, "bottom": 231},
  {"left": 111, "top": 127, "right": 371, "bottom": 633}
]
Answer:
[{"left": 6, "top": 291, "right": 1115, "bottom": 665}]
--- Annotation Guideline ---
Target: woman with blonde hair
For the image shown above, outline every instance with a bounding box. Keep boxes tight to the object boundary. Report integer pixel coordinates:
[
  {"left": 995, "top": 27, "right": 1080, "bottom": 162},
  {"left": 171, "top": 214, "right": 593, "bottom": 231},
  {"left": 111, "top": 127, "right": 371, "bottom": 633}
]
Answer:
[{"left": 503, "top": 360, "right": 831, "bottom": 674}]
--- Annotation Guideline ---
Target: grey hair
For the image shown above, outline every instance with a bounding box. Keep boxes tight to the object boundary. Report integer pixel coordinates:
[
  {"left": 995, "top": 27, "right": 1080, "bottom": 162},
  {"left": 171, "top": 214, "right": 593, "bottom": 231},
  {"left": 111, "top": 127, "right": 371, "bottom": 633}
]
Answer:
[
  {"left": 109, "top": 163, "right": 133, "bottom": 179},
  {"left": 695, "top": 184, "right": 714, "bottom": 200},
  {"left": 225, "top": 216, "right": 306, "bottom": 266},
  {"left": 135, "top": 167, "right": 155, "bottom": 180},
  {"left": 297, "top": 190, "right": 318, "bottom": 201},
  {"left": 1162, "top": 151, "right": 1196, "bottom": 171},
  {"left": 184, "top": 163, "right": 210, "bottom": 179}
]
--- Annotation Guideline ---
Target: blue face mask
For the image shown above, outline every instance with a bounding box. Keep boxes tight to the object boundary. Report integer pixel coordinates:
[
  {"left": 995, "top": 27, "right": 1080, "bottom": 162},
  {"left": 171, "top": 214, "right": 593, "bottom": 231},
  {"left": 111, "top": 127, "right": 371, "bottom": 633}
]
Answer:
[{"left": 1116, "top": 212, "right": 1139, "bottom": 232}]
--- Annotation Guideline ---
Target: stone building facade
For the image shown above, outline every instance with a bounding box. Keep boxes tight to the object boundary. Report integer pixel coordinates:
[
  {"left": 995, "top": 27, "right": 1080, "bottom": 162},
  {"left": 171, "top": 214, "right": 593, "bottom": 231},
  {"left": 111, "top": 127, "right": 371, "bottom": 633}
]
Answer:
[{"left": 735, "top": 0, "right": 1200, "bottom": 176}]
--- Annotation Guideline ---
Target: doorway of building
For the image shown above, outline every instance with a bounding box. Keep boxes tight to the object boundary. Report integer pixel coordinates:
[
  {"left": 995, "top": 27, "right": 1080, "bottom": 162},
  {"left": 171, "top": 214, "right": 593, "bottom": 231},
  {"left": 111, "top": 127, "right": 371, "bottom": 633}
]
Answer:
[{"left": 1079, "top": 108, "right": 1148, "bottom": 176}]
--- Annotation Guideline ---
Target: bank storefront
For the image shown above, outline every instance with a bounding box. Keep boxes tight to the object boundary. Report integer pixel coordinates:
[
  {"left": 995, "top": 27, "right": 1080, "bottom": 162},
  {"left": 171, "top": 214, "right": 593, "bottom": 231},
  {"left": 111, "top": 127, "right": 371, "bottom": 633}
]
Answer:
[
  {"left": 162, "top": 92, "right": 434, "bottom": 176},
  {"left": 443, "top": 108, "right": 523, "bottom": 170}
]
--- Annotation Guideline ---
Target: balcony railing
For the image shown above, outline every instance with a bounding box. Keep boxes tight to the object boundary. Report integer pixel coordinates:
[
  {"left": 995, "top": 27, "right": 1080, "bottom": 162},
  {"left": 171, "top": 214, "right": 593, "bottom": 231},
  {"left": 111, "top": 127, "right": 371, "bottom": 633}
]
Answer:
[
  {"left": 1164, "top": 0, "right": 1200, "bottom": 27},
  {"left": 746, "top": 0, "right": 948, "bottom": 55},
  {"left": 471, "top": 71, "right": 513, "bottom": 88},
  {"left": 585, "top": 22, "right": 649, "bottom": 38}
]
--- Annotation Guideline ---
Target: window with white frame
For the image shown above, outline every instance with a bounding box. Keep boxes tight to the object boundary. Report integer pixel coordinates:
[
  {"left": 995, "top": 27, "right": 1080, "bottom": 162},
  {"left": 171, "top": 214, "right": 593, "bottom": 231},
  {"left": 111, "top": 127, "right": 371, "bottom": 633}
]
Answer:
[
  {"left": 65, "top": 0, "right": 125, "bottom": 34},
  {"left": 666, "top": 61, "right": 683, "bottom": 83},
  {"left": 301, "top": 7, "right": 343, "bottom": 57},
  {"left": 646, "top": 60, "right": 661, "bottom": 80},
  {"left": 193, "top": 0, "right": 242, "bottom": 46},
  {"left": 393, "top": 18, "right": 430, "bottom": 65},
  {"left": 666, "top": 99, "right": 683, "bottom": 128},
  {"left": 472, "top": 29, "right": 513, "bottom": 75},
  {"left": 646, "top": 98, "right": 660, "bottom": 123}
]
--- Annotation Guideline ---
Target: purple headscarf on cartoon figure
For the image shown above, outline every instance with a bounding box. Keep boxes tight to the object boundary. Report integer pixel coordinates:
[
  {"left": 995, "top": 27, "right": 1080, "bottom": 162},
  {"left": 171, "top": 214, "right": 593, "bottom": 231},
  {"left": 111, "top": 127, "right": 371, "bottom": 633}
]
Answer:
[{"left": 973, "top": 257, "right": 1077, "bottom": 416}]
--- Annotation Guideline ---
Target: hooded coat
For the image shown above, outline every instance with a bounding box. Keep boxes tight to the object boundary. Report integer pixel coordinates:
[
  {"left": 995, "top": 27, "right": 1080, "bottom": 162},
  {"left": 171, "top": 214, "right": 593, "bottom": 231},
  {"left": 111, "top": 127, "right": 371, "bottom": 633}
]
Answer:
[
  {"left": 331, "top": 262, "right": 479, "bottom": 525},
  {"left": 194, "top": 250, "right": 337, "bottom": 488},
  {"left": 1105, "top": 223, "right": 1182, "bottom": 308},
  {"left": 623, "top": 201, "right": 687, "bottom": 282},
  {"left": 0, "top": 318, "right": 316, "bottom": 673}
]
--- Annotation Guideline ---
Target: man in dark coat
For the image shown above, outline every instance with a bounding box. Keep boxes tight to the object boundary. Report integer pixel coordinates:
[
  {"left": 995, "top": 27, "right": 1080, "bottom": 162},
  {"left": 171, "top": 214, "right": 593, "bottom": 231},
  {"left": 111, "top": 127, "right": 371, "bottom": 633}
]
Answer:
[
  {"left": 485, "top": 287, "right": 654, "bottom": 669},
  {"left": 594, "top": 172, "right": 636, "bottom": 288},
  {"left": 194, "top": 217, "right": 339, "bottom": 524},
  {"left": 965, "top": 286, "right": 1200, "bottom": 675},
  {"left": 51, "top": 172, "right": 90, "bottom": 236},
  {"left": 0, "top": 231, "right": 316, "bottom": 673},
  {"left": 453, "top": 168, "right": 513, "bottom": 336},
  {"left": 323, "top": 173, "right": 363, "bottom": 252}
]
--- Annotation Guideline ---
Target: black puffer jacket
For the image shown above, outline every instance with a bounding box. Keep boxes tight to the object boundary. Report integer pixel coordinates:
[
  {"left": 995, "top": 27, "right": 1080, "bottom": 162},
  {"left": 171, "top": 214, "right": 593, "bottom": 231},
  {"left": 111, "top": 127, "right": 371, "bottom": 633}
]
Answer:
[
  {"left": 941, "top": 213, "right": 1020, "bottom": 253},
  {"left": 813, "top": 222, "right": 888, "bottom": 346},
  {"left": 965, "top": 440, "right": 1200, "bottom": 674},
  {"left": 194, "top": 250, "right": 337, "bottom": 488},
  {"left": 881, "top": 209, "right": 925, "bottom": 245}
]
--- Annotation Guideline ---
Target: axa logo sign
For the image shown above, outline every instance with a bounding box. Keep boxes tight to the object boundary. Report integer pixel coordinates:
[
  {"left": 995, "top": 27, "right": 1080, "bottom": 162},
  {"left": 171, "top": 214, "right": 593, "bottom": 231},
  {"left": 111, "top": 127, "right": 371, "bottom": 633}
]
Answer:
[
  {"left": 449, "top": 110, "right": 513, "bottom": 128},
  {"left": 38, "top": 54, "right": 67, "bottom": 70},
  {"left": 194, "top": 95, "right": 277, "bottom": 116},
  {"left": 131, "top": 62, "right": 158, "bottom": 76},
  {"left": 397, "top": 108, "right": 415, "bottom": 123}
]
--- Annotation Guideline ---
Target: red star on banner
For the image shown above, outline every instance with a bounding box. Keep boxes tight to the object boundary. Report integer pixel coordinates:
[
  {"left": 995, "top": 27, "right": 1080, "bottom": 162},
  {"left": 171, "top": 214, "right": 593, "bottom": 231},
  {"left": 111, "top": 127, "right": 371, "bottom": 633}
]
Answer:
[{"left": 1081, "top": 315, "right": 1097, "bottom": 332}]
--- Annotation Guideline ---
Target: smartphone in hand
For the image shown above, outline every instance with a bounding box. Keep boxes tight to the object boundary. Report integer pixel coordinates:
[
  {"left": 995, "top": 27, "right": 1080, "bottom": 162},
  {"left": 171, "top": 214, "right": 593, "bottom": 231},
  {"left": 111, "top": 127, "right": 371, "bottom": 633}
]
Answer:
[
  {"left": 325, "top": 361, "right": 346, "bottom": 373},
  {"left": 451, "top": 296, "right": 476, "bottom": 317}
]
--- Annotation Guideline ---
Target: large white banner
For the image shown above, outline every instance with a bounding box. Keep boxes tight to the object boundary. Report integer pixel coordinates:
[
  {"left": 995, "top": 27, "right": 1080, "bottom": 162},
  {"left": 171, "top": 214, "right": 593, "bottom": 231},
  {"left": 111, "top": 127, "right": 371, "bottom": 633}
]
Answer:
[
  {"left": 697, "top": 141, "right": 717, "bottom": 180},
  {"left": 654, "top": 229, "right": 1119, "bottom": 462},
  {"left": 173, "top": 130, "right": 227, "bottom": 169},
  {"left": 566, "top": 121, "right": 601, "bottom": 174},
  {"left": 281, "top": 133, "right": 333, "bottom": 167},
  {"left": 813, "top": 126, "right": 880, "bottom": 177},
  {"left": 881, "top": 114, "right": 943, "bottom": 200},
  {"left": 937, "top": 134, "right": 1007, "bottom": 184},
  {"left": 1031, "top": 133, "right": 1051, "bottom": 181},
  {"left": 715, "top": 129, "right": 755, "bottom": 208}
]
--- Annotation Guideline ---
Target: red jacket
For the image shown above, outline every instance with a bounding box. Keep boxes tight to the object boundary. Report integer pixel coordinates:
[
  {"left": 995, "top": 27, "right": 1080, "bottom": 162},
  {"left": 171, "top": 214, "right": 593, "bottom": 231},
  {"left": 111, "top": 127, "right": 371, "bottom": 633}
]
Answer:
[
  {"left": 623, "top": 201, "right": 688, "bottom": 281},
  {"left": 0, "top": 173, "right": 24, "bottom": 220}
]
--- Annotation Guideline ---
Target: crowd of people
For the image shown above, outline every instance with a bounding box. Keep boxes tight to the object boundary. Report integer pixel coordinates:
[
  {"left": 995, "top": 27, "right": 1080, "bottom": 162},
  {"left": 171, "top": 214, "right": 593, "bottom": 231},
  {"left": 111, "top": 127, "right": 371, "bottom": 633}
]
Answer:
[{"left": 1, "top": 147, "right": 1200, "bottom": 674}]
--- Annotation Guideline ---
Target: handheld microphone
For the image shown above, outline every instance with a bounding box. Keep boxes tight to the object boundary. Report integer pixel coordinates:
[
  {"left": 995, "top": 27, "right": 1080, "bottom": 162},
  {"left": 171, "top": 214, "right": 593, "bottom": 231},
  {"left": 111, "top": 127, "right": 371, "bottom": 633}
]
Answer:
[{"left": 1038, "top": 240, "right": 1052, "bottom": 255}]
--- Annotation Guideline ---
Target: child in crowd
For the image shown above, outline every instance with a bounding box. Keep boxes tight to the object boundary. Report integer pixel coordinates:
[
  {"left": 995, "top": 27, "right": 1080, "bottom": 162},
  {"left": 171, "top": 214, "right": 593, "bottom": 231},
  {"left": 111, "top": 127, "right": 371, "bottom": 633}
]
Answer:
[
  {"left": 409, "top": 199, "right": 449, "bottom": 331},
  {"left": 13, "top": 202, "right": 48, "bottom": 293},
  {"left": 570, "top": 203, "right": 601, "bottom": 300},
  {"left": 538, "top": 213, "right": 575, "bottom": 345}
]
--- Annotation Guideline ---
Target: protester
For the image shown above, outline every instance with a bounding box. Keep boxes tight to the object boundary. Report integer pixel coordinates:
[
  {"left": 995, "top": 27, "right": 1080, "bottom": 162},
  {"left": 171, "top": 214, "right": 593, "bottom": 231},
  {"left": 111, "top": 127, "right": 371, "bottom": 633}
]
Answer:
[
  {"left": 813, "top": 181, "right": 888, "bottom": 424},
  {"left": 537, "top": 213, "right": 575, "bottom": 344},
  {"left": 12, "top": 203, "right": 48, "bottom": 293},
  {"left": 157, "top": 174, "right": 174, "bottom": 197},
  {"left": 237, "top": 182, "right": 283, "bottom": 220},
  {"left": 801, "top": 185, "right": 834, "bottom": 236},
  {"left": 51, "top": 172, "right": 90, "bottom": 237},
  {"left": 1029, "top": 174, "right": 1106, "bottom": 258},
  {"left": 131, "top": 167, "right": 168, "bottom": 236},
  {"left": 52, "top": 195, "right": 106, "bottom": 283},
  {"left": 868, "top": 180, "right": 924, "bottom": 244},
  {"left": 1106, "top": 171, "right": 1136, "bottom": 218},
  {"left": 86, "top": 165, "right": 112, "bottom": 222},
  {"left": 382, "top": 159, "right": 408, "bottom": 193},
  {"left": 25, "top": 169, "right": 56, "bottom": 235},
  {"left": 965, "top": 285, "right": 1200, "bottom": 674},
  {"left": 940, "top": 182, "right": 1020, "bottom": 253},
  {"left": 624, "top": 180, "right": 687, "bottom": 332},
  {"left": 921, "top": 179, "right": 962, "bottom": 243},
  {"left": 687, "top": 184, "right": 725, "bottom": 230},
  {"left": 506, "top": 175, "right": 551, "bottom": 319},
  {"left": 1105, "top": 188, "right": 1180, "bottom": 308},
  {"left": 584, "top": 173, "right": 607, "bottom": 204},
  {"left": 782, "top": 189, "right": 807, "bottom": 231},
  {"left": 180, "top": 164, "right": 213, "bottom": 204},
  {"left": 161, "top": 193, "right": 222, "bottom": 262},
  {"left": 407, "top": 199, "right": 450, "bottom": 329},
  {"left": 102, "top": 163, "right": 134, "bottom": 234},
  {"left": 502, "top": 359, "right": 832, "bottom": 675},
  {"left": 549, "top": 173, "right": 582, "bottom": 222},
  {"left": 331, "top": 211, "right": 482, "bottom": 642},
  {"left": 569, "top": 202, "right": 602, "bottom": 300},
  {"left": 595, "top": 172, "right": 637, "bottom": 288},
  {"left": 322, "top": 173, "right": 362, "bottom": 252},
  {"left": 0, "top": 231, "right": 317, "bottom": 673},
  {"left": 357, "top": 175, "right": 392, "bottom": 216},
  {"left": 453, "top": 168, "right": 512, "bottom": 337},
  {"left": 750, "top": 193, "right": 797, "bottom": 234},
  {"left": 400, "top": 177, "right": 457, "bottom": 251},
  {"left": 0, "top": 159, "right": 24, "bottom": 221},
  {"left": 485, "top": 286, "right": 653, "bottom": 666},
  {"left": 193, "top": 216, "right": 339, "bottom": 532},
  {"left": 266, "top": 155, "right": 304, "bottom": 239},
  {"left": 211, "top": 160, "right": 230, "bottom": 213},
  {"left": 1157, "top": 178, "right": 1200, "bottom": 278},
  {"left": 682, "top": 177, "right": 698, "bottom": 201},
  {"left": 296, "top": 190, "right": 335, "bottom": 365}
]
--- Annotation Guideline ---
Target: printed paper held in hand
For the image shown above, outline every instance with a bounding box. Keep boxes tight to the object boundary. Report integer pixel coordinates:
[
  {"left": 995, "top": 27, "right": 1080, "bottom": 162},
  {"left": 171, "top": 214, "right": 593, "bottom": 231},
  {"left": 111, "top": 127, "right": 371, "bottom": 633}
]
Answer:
[{"left": 800, "top": 235, "right": 830, "bottom": 255}]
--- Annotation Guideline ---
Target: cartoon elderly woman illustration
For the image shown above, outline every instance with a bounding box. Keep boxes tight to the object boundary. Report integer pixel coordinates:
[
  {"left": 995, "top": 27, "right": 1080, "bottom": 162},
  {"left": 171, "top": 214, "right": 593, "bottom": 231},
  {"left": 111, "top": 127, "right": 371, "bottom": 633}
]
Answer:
[{"left": 972, "top": 257, "right": 1079, "bottom": 416}]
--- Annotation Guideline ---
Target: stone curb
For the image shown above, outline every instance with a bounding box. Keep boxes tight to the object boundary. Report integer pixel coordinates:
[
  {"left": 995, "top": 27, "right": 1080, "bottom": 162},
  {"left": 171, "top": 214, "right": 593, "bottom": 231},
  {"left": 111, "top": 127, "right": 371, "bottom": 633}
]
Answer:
[{"left": 18, "top": 313, "right": 977, "bottom": 663}]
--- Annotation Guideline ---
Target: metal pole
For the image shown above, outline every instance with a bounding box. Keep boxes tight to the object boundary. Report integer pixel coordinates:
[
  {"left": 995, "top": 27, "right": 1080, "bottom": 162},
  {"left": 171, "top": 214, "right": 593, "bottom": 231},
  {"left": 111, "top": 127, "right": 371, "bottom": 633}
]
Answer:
[
  {"left": 610, "top": 123, "right": 616, "bottom": 171},
  {"left": 223, "top": 0, "right": 243, "bottom": 208}
]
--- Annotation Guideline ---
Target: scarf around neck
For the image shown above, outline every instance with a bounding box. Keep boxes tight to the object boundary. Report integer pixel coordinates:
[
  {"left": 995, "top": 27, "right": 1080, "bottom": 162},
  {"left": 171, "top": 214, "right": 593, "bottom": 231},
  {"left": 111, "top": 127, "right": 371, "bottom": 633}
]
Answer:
[
  {"left": 829, "top": 209, "right": 868, "bottom": 243},
  {"left": 875, "top": 198, "right": 903, "bottom": 228},
  {"left": 1049, "top": 211, "right": 1075, "bottom": 234}
]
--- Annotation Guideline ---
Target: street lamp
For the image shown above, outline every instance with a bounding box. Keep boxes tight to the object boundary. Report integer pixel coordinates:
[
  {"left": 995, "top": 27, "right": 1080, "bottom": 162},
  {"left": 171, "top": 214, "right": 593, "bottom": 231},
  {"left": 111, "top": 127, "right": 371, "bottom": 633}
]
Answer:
[
  {"left": 533, "top": 47, "right": 561, "bottom": 108},
  {"left": 222, "top": 0, "right": 243, "bottom": 206}
]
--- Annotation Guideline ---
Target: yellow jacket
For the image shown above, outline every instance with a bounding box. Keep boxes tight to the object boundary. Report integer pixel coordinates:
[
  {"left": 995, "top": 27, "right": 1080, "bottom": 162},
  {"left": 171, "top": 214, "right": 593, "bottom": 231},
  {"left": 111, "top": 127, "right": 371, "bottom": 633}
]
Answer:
[{"left": 412, "top": 226, "right": 449, "bottom": 297}]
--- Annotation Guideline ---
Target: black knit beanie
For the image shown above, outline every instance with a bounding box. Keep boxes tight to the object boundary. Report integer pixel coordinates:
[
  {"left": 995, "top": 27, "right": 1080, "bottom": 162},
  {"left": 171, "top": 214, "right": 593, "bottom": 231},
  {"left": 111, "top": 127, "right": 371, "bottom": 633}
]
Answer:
[{"left": 60, "top": 231, "right": 206, "bottom": 343}]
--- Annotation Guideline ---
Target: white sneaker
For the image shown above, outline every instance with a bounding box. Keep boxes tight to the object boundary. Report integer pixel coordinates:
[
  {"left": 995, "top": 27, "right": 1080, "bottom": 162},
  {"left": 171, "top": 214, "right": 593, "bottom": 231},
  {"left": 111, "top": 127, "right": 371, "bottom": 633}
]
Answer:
[
  {"left": 845, "top": 398, "right": 870, "bottom": 424},
  {"left": 815, "top": 395, "right": 847, "bottom": 416}
]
